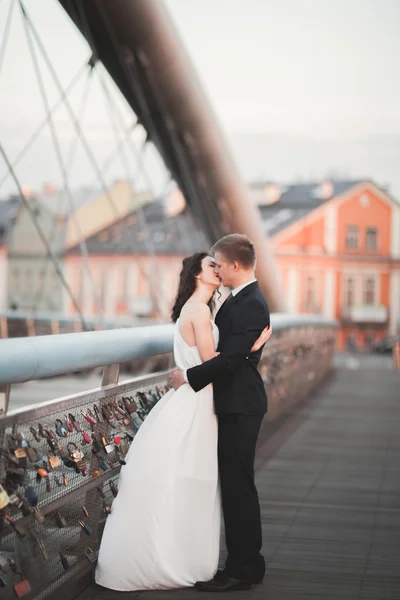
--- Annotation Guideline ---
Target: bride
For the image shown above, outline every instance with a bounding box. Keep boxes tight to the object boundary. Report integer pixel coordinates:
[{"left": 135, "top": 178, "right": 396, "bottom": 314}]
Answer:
[{"left": 95, "top": 252, "right": 269, "bottom": 591}]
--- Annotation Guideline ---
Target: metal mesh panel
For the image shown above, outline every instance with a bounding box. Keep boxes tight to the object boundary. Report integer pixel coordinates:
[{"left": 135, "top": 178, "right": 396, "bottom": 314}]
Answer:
[
  {"left": 0, "top": 325, "right": 336, "bottom": 599},
  {"left": 0, "top": 372, "right": 170, "bottom": 599}
]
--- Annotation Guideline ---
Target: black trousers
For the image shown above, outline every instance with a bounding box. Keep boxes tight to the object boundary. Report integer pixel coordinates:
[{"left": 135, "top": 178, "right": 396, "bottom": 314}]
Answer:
[{"left": 217, "top": 413, "right": 265, "bottom": 581}]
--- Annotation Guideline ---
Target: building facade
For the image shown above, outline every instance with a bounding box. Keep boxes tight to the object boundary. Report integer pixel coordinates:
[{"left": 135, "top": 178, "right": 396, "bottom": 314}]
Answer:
[
  {"left": 64, "top": 200, "right": 209, "bottom": 322},
  {"left": 256, "top": 180, "right": 400, "bottom": 349}
]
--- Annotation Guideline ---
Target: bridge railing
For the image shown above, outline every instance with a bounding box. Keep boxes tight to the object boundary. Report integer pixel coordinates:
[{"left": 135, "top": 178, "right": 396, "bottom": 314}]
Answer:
[{"left": 0, "top": 315, "right": 336, "bottom": 599}]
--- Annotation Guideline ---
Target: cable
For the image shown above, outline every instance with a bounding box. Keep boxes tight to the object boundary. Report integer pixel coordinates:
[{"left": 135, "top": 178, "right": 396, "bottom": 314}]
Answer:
[
  {"left": 20, "top": 0, "right": 121, "bottom": 221},
  {"left": 32, "top": 66, "right": 95, "bottom": 312},
  {"left": 96, "top": 66, "right": 162, "bottom": 317},
  {"left": 0, "top": 60, "right": 88, "bottom": 193},
  {"left": 0, "top": 140, "right": 88, "bottom": 330},
  {"left": 0, "top": 0, "right": 15, "bottom": 80},
  {"left": 19, "top": 0, "right": 102, "bottom": 320}
]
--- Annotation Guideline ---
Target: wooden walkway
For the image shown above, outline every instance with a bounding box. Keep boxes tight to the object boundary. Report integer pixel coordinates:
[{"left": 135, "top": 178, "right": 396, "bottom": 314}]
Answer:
[{"left": 76, "top": 354, "right": 400, "bottom": 600}]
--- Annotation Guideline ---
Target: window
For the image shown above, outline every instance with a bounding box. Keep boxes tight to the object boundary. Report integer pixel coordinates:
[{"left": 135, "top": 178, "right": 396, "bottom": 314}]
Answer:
[
  {"left": 345, "top": 277, "right": 355, "bottom": 307},
  {"left": 366, "top": 227, "right": 378, "bottom": 251},
  {"left": 345, "top": 225, "right": 359, "bottom": 249},
  {"left": 364, "top": 278, "right": 376, "bottom": 305},
  {"left": 304, "top": 276, "right": 316, "bottom": 312}
]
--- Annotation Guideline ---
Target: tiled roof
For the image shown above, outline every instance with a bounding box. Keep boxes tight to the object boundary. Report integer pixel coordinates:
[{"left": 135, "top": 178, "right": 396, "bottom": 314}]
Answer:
[
  {"left": 66, "top": 200, "right": 209, "bottom": 255},
  {"left": 258, "top": 180, "right": 363, "bottom": 236},
  {"left": 0, "top": 197, "right": 21, "bottom": 244}
]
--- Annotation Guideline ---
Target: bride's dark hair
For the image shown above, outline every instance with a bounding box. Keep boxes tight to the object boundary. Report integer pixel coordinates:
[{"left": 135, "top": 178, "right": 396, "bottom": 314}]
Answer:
[{"left": 171, "top": 252, "right": 217, "bottom": 323}]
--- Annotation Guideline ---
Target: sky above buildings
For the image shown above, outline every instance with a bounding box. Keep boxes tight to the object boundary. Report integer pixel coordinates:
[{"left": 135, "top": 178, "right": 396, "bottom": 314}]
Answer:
[{"left": 0, "top": 0, "right": 399, "bottom": 197}]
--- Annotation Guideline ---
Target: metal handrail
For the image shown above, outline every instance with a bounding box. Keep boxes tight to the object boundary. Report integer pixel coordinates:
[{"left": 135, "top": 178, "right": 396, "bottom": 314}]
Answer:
[{"left": 0, "top": 315, "right": 337, "bottom": 385}]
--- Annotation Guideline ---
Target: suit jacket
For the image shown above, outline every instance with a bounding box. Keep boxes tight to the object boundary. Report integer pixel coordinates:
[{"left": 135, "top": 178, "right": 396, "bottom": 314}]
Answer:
[{"left": 186, "top": 281, "right": 270, "bottom": 415}]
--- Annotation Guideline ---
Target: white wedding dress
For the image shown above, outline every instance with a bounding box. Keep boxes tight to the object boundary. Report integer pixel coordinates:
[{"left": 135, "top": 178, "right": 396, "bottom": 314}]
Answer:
[{"left": 95, "top": 320, "right": 221, "bottom": 591}]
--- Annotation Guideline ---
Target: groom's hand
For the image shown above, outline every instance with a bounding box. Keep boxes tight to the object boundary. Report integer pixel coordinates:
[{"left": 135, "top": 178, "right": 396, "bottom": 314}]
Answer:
[{"left": 169, "top": 369, "right": 185, "bottom": 390}]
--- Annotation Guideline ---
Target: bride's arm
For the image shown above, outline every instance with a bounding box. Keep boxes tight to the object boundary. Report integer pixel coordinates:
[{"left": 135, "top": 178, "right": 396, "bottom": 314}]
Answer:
[{"left": 192, "top": 304, "right": 219, "bottom": 363}]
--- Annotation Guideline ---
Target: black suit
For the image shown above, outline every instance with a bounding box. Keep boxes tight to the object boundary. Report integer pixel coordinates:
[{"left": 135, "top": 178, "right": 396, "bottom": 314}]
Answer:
[{"left": 187, "top": 281, "right": 270, "bottom": 582}]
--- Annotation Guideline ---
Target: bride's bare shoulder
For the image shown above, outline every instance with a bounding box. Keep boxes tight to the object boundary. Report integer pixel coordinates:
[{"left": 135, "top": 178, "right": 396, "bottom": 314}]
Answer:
[{"left": 180, "top": 301, "right": 211, "bottom": 323}]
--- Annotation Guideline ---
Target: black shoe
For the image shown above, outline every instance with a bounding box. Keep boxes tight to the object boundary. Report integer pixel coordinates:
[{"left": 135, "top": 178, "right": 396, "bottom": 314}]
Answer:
[
  {"left": 194, "top": 570, "right": 224, "bottom": 588},
  {"left": 195, "top": 574, "right": 251, "bottom": 592}
]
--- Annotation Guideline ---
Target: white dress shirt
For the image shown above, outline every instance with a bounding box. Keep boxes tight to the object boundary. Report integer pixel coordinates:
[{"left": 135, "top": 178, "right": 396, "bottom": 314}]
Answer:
[
  {"left": 182, "top": 279, "right": 257, "bottom": 383},
  {"left": 231, "top": 279, "right": 257, "bottom": 296}
]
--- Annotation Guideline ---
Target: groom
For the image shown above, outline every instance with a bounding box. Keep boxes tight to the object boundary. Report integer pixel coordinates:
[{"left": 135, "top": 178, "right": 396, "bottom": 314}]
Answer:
[{"left": 170, "top": 234, "right": 270, "bottom": 592}]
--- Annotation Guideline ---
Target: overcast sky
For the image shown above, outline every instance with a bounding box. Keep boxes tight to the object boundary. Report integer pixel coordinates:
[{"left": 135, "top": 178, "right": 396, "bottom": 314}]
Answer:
[
  {"left": 0, "top": 0, "right": 399, "bottom": 197},
  {"left": 166, "top": 0, "right": 400, "bottom": 138}
]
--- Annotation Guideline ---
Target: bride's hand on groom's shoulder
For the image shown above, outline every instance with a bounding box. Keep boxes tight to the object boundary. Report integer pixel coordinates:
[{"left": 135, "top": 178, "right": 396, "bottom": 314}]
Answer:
[
  {"left": 169, "top": 369, "right": 185, "bottom": 390},
  {"left": 251, "top": 325, "right": 272, "bottom": 353}
]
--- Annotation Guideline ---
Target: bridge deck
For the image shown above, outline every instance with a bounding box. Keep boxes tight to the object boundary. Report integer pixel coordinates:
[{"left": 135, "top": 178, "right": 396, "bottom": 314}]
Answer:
[{"left": 77, "top": 355, "right": 400, "bottom": 600}]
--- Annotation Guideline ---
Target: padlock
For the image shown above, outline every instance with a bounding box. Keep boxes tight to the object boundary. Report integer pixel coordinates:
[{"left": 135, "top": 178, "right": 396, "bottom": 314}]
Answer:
[
  {"left": 60, "top": 552, "right": 70, "bottom": 570},
  {"left": 114, "top": 446, "right": 126, "bottom": 466},
  {"left": 79, "top": 520, "right": 91, "bottom": 536},
  {"left": 101, "top": 436, "right": 113, "bottom": 454},
  {"left": 84, "top": 548, "right": 98, "bottom": 563},
  {"left": 36, "top": 467, "right": 49, "bottom": 479},
  {"left": 0, "top": 484, "right": 10, "bottom": 510},
  {"left": 81, "top": 410, "right": 96, "bottom": 426},
  {"left": 117, "top": 399, "right": 131, "bottom": 420},
  {"left": 26, "top": 445, "right": 40, "bottom": 462},
  {"left": 13, "top": 572, "right": 31, "bottom": 597},
  {"left": 109, "top": 480, "right": 118, "bottom": 498},
  {"left": 111, "top": 400, "right": 126, "bottom": 419},
  {"left": 48, "top": 454, "right": 61, "bottom": 469},
  {"left": 29, "top": 426, "right": 41, "bottom": 443},
  {"left": 68, "top": 413, "right": 81, "bottom": 432},
  {"left": 82, "top": 505, "right": 89, "bottom": 517},
  {"left": 119, "top": 439, "right": 129, "bottom": 456},
  {"left": 64, "top": 414, "right": 73, "bottom": 432},
  {"left": 101, "top": 405, "right": 116, "bottom": 428},
  {"left": 91, "top": 435, "right": 103, "bottom": 455},
  {"left": 123, "top": 397, "right": 137, "bottom": 415},
  {"left": 98, "top": 458, "right": 109, "bottom": 471},
  {"left": 81, "top": 431, "right": 91, "bottom": 445},
  {"left": 55, "top": 419, "right": 69, "bottom": 438},
  {"left": 76, "top": 459, "right": 88, "bottom": 476},
  {"left": 132, "top": 414, "right": 144, "bottom": 431},
  {"left": 67, "top": 442, "right": 83, "bottom": 462},
  {"left": 14, "top": 447, "right": 27, "bottom": 459},
  {"left": 55, "top": 512, "right": 68, "bottom": 528},
  {"left": 24, "top": 485, "right": 38, "bottom": 507},
  {"left": 93, "top": 404, "right": 104, "bottom": 423},
  {"left": 63, "top": 473, "right": 68, "bottom": 486},
  {"left": 103, "top": 501, "right": 111, "bottom": 515}
]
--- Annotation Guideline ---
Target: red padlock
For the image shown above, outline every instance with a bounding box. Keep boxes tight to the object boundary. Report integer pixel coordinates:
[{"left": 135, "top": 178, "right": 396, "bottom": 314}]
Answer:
[
  {"left": 13, "top": 573, "right": 31, "bottom": 597},
  {"left": 82, "top": 431, "right": 91, "bottom": 445}
]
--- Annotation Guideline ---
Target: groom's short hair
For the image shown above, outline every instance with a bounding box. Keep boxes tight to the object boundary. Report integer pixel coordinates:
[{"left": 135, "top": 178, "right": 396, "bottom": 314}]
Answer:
[{"left": 211, "top": 234, "right": 256, "bottom": 269}]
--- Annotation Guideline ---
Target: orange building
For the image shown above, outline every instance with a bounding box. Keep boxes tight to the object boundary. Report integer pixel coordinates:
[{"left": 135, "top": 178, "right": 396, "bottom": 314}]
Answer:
[{"left": 255, "top": 180, "right": 400, "bottom": 349}]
